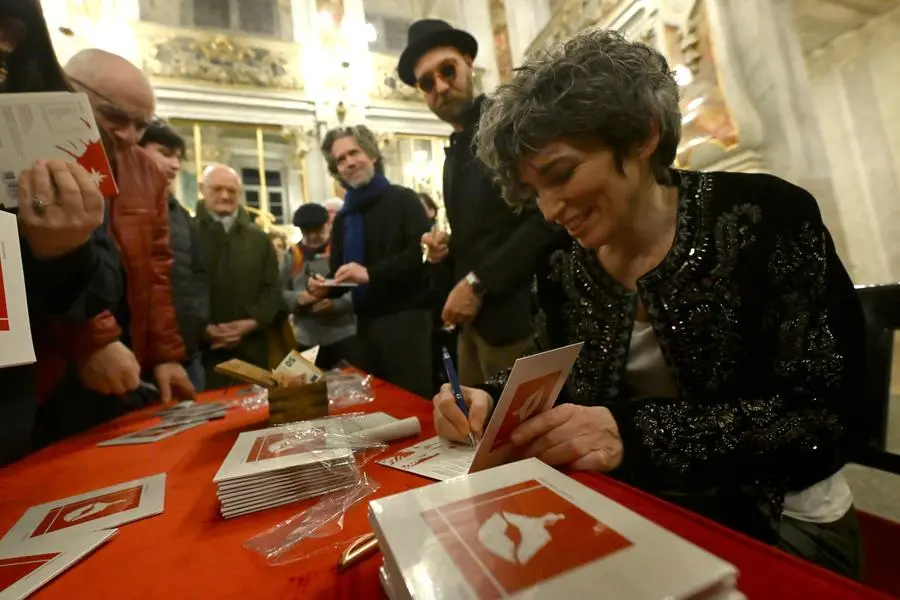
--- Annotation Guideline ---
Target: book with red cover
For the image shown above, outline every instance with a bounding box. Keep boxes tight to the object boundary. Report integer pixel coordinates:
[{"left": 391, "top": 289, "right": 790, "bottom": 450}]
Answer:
[{"left": 369, "top": 458, "right": 742, "bottom": 600}]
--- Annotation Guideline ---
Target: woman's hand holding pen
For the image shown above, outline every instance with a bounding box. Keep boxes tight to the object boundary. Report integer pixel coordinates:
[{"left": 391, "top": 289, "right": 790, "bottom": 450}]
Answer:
[{"left": 432, "top": 384, "right": 493, "bottom": 444}]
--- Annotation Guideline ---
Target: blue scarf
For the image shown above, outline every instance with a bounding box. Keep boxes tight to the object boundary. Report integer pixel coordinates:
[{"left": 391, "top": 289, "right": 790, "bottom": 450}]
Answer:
[{"left": 340, "top": 172, "right": 390, "bottom": 304}]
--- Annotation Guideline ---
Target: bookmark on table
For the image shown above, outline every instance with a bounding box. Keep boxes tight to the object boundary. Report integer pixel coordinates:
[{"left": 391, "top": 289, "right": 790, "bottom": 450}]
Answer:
[{"left": 440, "top": 347, "right": 476, "bottom": 449}]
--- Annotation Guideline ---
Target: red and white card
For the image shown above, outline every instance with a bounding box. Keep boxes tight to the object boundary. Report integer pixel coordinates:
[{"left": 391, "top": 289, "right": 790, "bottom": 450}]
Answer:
[
  {"left": 370, "top": 458, "right": 740, "bottom": 600},
  {"left": 0, "top": 529, "right": 116, "bottom": 600},
  {"left": 0, "top": 212, "right": 34, "bottom": 368},
  {"left": 0, "top": 92, "right": 117, "bottom": 209},
  {"left": 0, "top": 474, "right": 165, "bottom": 544},
  {"left": 214, "top": 421, "right": 353, "bottom": 483},
  {"left": 378, "top": 343, "right": 583, "bottom": 482},
  {"left": 469, "top": 342, "right": 582, "bottom": 473}
]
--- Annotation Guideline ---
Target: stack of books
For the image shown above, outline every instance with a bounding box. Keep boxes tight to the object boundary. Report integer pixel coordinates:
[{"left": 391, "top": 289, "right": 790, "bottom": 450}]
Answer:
[
  {"left": 213, "top": 421, "right": 359, "bottom": 519},
  {"left": 369, "top": 458, "right": 745, "bottom": 600}
]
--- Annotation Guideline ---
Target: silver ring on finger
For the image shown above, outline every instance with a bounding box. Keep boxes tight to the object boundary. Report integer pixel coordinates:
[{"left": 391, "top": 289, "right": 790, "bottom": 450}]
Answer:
[{"left": 31, "top": 196, "right": 47, "bottom": 215}]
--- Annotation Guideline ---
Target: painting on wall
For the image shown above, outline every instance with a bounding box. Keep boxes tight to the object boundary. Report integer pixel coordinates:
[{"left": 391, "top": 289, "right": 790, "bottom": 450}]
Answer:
[{"left": 659, "top": 0, "right": 739, "bottom": 167}]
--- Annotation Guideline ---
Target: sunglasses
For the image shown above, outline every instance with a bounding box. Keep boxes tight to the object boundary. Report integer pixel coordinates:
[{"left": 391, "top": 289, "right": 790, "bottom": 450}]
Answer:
[
  {"left": 416, "top": 60, "right": 458, "bottom": 94},
  {"left": 69, "top": 77, "right": 155, "bottom": 137}
]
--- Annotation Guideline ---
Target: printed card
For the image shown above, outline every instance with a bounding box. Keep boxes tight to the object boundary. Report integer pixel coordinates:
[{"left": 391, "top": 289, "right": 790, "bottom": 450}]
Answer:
[
  {"left": 97, "top": 421, "right": 204, "bottom": 446},
  {"left": 469, "top": 343, "right": 583, "bottom": 473},
  {"left": 378, "top": 436, "right": 475, "bottom": 481},
  {"left": 214, "top": 421, "right": 353, "bottom": 483},
  {"left": 321, "top": 280, "right": 358, "bottom": 287},
  {"left": 0, "top": 212, "right": 34, "bottom": 368},
  {"left": 0, "top": 530, "right": 116, "bottom": 600},
  {"left": 1, "top": 474, "right": 165, "bottom": 544},
  {"left": 0, "top": 92, "right": 117, "bottom": 208}
]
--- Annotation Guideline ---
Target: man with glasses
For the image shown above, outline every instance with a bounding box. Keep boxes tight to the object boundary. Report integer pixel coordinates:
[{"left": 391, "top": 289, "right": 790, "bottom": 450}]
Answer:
[
  {"left": 59, "top": 49, "right": 195, "bottom": 405},
  {"left": 399, "top": 20, "right": 557, "bottom": 387}
]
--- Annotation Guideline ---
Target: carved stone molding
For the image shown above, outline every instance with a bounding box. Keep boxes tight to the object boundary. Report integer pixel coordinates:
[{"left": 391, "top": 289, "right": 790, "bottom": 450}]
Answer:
[
  {"left": 280, "top": 126, "right": 316, "bottom": 167},
  {"left": 369, "top": 52, "right": 422, "bottom": 104},
  {"left": 374, "top": 132, "right": 396, "bottom": 149},
  {"left": 138, "top": 23, "right": 303, "bottom": 91}
]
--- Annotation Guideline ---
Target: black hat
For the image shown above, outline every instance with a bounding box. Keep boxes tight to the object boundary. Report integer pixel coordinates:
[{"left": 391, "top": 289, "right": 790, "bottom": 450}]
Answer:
[
  {"left": 292, "top": 203, "right": 329, "bottom": 230},
  {"left": 397, "top": 19, "right": 478, "bottom": 87}
]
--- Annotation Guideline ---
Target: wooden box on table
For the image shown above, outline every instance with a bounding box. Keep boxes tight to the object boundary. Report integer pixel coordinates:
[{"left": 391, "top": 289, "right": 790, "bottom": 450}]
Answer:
[{"left": 214, "top": 357, "right": 328, "bottom": 425}]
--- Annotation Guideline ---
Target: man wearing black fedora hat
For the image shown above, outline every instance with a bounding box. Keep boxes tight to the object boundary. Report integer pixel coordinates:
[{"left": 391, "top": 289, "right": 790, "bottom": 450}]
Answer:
[{"left": 399, "top": 19, "right": 557, "bottom": 387}]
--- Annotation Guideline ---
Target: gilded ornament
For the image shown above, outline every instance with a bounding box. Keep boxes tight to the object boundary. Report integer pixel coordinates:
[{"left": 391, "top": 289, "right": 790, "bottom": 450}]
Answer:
[{"left": 140, "top": 27, "right": 303, "bottom": 90}]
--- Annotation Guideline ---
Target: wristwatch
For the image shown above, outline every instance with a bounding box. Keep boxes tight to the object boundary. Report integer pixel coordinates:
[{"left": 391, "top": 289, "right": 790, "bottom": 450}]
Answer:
[{"left": 465, "top": 272, "right": 486, "bottom": 297}]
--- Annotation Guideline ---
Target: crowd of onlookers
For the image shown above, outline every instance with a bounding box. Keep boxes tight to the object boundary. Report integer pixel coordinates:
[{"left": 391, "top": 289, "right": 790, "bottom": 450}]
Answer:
[{"left": 0, "top": 0, "right": 875, "bottom": 582}]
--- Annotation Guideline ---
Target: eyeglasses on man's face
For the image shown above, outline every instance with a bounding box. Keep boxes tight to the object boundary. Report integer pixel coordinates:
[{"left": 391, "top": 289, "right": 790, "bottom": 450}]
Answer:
[
  {"left": 69, "top": 77, "right": 155, "bottom": 139},
  {"left": 416, "top": 60, "right": 459, "bottom": 94}
]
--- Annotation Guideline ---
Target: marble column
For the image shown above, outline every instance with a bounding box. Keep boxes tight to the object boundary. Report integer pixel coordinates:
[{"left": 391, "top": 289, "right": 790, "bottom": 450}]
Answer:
[
  {"left": 292, "top": 0, "right": 335, "bottom": 205},
  {"left": 706, "top": 0, "right": 849, "bottom": 260},
  {"left": 504, "top": 0, "right": 551, "bottom": 66},
  {"left": 453, "top": 0, "right": 500, "bottom": 93}
]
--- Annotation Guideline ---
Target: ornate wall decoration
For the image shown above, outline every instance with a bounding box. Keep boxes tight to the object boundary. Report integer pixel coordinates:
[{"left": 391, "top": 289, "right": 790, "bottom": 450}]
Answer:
[
  {"left": 369, "top": 52, "right": 423, "bottom": 103},
  {"left": 280, "top": 126, "right": 316, "bottom": 168},
  {"left": 660, "top": 0, "right": 739, "bottom": 166},
  {"left": 138, "top": 24, "right": 303, "bottom": 90}
]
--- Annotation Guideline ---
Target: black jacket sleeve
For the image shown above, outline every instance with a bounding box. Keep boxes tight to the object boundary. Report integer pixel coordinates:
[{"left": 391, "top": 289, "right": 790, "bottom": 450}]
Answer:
[
  {"left": 367, "top": 189, "right": 431, "bottom": 295},
  {"left": 177, "top": 218, "right": 210, "bottom": 357},
  {"left": 471, "top": 206, "right": 558, "bottom": 297},
  {"left": 23, "top": 226, "right": 123, "bottom": 321}
]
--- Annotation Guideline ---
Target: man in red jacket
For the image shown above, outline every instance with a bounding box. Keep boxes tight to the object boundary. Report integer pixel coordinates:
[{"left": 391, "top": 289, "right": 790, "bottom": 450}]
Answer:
[{"left": 61, "top": 49, "right": 194, "bottom": 403}]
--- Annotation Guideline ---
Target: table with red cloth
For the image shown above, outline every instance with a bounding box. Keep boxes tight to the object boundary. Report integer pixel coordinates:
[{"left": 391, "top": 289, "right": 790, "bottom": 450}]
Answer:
[{"left": 0, "top": 381, "right": 892, "bottom": 600}]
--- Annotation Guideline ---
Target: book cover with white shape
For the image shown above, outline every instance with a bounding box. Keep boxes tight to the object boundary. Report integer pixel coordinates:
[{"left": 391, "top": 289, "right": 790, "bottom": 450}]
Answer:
[
  {"left": 1, "top": 474, "right": 165, "bottom": 544},
  {"left": 0, "top": 92, "right": 117, "bottom": 209},
  {"left": 214, "top": 420, "right": 354, "bottom": 483},
  {"left": 0, "top": 212, "right": 34, "bottom": 368},
  {"left": 0, "top": 529, "right": 116, "bottom": 600},
  {"left": 369, "top": 458, "right": 739, "bottom": 600},
  {"left": 469, "top": 343, "right": 583, "bottom": 473}
]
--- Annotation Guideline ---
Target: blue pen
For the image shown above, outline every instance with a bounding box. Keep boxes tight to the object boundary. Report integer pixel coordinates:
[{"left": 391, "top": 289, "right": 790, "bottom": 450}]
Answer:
[{"left": 441, "top": 346, "right": 477, "bottom": 448}]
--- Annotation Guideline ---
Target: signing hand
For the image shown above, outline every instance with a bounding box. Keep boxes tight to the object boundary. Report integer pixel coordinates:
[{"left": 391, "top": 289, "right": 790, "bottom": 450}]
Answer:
[
  {"left": 79, "top": 341, "right": 141, "bottom": 396},
  {"left": 441, "top": 278, "right": 482, "bottom": 326},
  {"left": 334, "top": 262, "right": 369, "bottom": 285},
  {"left": 433, "top": 384, "right": 494, "bottom": 443},
  {"left": 17, "top": 160, "right": 105, "bottom": 260},
  {"left": 511, "top": 404, "right": 623, "bottom": 471},
  {"left": 307, "top": 274, "right": 329, "bottom": 299},
  {"left": 153, "top": 362, "right": 196, "bottom": 403},
  {"left": 421, "top": 231, "right": 449, "bottom": 264}
]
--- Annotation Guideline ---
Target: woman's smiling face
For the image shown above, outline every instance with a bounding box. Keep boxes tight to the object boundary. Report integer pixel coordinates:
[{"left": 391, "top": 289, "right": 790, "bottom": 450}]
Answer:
[{"left": 517, "top": 136, "right": 648, "bottom": 250}]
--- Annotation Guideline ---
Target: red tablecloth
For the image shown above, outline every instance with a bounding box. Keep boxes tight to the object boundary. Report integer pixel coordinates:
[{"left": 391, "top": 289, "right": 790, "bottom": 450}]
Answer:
[{"left": 0, "top": 381, "right": 891, "bottom": 600}]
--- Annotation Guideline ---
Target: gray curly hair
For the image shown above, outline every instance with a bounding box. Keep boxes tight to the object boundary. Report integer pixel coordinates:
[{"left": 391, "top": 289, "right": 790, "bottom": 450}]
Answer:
[
  {"left": 475, "top": 29, "right": 681, "bottom": 207},
  {"left": 320, "top": 125, "right": 384, "bottom": 179}
]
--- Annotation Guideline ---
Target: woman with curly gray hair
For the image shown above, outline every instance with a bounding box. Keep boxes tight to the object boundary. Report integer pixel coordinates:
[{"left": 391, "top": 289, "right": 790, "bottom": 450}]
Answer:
[{"left": 432, "top": 30, "right": 865, "bottom": 578}]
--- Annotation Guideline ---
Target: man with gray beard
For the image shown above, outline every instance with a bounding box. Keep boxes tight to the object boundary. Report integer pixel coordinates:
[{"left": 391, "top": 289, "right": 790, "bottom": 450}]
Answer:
[{"left": 400, "top": 20, "right": 557, "bottom": 387}]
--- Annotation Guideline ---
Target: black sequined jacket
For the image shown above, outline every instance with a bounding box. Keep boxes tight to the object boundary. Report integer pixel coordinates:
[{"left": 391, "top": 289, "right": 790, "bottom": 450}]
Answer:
[{"left": 481, "top": 170, "right": 866, "bottom": 542}]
